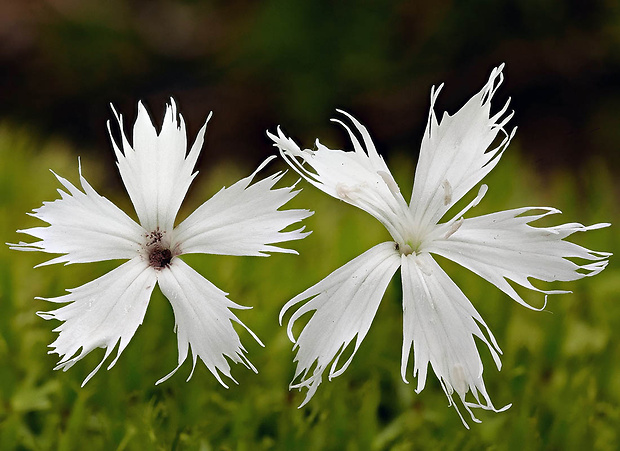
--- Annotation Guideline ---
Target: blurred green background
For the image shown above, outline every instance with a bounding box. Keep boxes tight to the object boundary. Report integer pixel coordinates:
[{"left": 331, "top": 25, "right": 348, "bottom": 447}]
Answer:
[{"left": 1, "top": 0, "right": 619, "bottom": 449}]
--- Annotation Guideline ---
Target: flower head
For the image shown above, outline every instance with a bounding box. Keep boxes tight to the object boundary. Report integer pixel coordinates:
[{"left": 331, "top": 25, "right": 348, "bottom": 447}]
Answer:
[
  {"left": 268, "top": 64, "right": 611, "bottom": 427},
  {"left": 10, "top": 99, "right": 312, "bottom": 387}
]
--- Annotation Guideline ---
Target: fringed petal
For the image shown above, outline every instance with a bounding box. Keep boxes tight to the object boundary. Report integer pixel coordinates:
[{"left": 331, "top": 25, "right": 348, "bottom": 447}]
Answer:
[
  {"left": 38, "top": 257, "right": 156, "bottom": 385},
  {"left": 156, "top": 259, "right": 263, "bottom": 387},
  {"left": 410, "top": 64, "right": 516, "bottom": 233},
  {"left": 9, "top": 162, "right": 144, "bottom": 265},
  {"left": 426, "top": 207, "right": 611, "bottom": 310},
  {"left": 108, "top": 99, "right": 209, "bottom": 233},
  {"left": 401, "top": 253, "right": 509, "bottom": 428},
  {"left": 268, "top": 113, "right": 413, "bottom": 244},
  {"left": 173, "top": 156, "right": 312, "bottom": 257},
  {"left": 280, "top": 242, "right": 401, "bottom": 406}
]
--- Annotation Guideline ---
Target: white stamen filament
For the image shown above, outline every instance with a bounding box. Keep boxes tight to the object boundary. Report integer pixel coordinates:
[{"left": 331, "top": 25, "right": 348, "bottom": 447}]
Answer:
[
  {"left": 445, "top": 184, "right": 488, "bottom": 226},
  {"left": 378, "top": 170, "right": 401, "bottom": 197},
  {"left": 442, "top": 179, "right": 452, "bottom": 206},
  {"left": 336, "top": 183, "right": 360, "bottom": 201},
  {"left": 444, "top": 217, "right": 464, "bottom": 239}
]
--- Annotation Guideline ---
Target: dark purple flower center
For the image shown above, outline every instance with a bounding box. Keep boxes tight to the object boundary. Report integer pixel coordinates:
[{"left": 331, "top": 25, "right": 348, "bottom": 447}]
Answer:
[
  {"left": 145, "top": 228, "right": 173, "bottom": 269},
  {"left": 149, "top": 246, "right": 172, "bottom": 269}
]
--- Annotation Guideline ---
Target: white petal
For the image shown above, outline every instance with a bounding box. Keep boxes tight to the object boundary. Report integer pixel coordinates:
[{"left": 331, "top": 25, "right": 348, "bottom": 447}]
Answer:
[
  {"left": 280, "top": 242, "right": 401, "bottom": 406},
  {"left": 410, "top": 64, "right": 516, "bottom": 232},
  {"left": 401, "top": 252, "right": 508, "bottom": 428},
  {"left": 108, "top": 99, "right": 209, "bottom": 232},
  {"left": 38, "top": 257, "right": 156, "bottom": 385},
  {"left": 156, "top": 258, "right": 262, "bottom": 387},
  {"left": 425, "top": 207, "right": 611, "bottom": 309},
  {"left": 269, "top": 112, "right": 414, "bottom": 243},
  {"left": 9, "top": 163, "right": 144, "bottom": 266},
  {"left": 173, "top": 156, "right": 312, "bottom": 257}
]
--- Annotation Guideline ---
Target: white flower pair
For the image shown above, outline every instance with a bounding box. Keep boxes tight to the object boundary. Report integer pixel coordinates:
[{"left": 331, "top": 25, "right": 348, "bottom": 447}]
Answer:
[{"left": 11, "top": 65, "right": 610, "bottom": 427}]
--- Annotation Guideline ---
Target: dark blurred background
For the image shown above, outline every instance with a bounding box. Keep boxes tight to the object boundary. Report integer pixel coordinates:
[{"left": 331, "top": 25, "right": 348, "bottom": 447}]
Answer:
[{"left": 1, "top": 0, "right": 619, "bottom": 175}]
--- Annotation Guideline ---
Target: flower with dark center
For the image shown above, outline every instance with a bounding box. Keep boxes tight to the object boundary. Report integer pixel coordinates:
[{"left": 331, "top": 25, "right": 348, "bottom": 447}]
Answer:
[{"left": 10, "top": 99, "right": 312, "bottom": 387}]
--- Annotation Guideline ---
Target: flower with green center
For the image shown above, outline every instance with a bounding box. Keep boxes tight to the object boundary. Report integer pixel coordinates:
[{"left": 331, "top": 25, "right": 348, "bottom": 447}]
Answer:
[
  {"left": 10, "top": 100, "right": 312, "bottom": 387},
  {"left": 268, "top": 65, "right": 610, "bottom": 427}
]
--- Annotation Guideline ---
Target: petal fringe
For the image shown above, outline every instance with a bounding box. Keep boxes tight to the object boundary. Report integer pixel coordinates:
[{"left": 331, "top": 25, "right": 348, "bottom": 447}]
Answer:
[
  {"left": 268, "top": 115, "right": 413, "bottom": 244},
  {"left": 426, "top": 207, "right": 611, "bottom": 310},
  {"left": 173, "top": 156, "right": 312, "bottom": 257},
  {"left": 9, "top": 162, "right": 144, "bottom": 265},
  {"left": 401, "top": 253, "right": 508, "bottom": 428},
  {"left": 280, "top": 242, "right": 401, "bottom": 406},
  {"left": 108, "top": 99, "right": 209, "bottom": 233},
  {"left": 38, "top": 257, "right": 156, "bottom": 385},
  {"left": 410, "top": 64, "right": 516, "bottom": 233},
  {"left": 156, "top": 259, "right": 263, "bottom": 387}
]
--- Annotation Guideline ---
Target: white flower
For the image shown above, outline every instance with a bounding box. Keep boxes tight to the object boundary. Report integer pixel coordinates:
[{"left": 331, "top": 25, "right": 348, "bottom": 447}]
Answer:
[
  {"left": 268, "top": 64, "right": 611, "bottom": 427},
  {"left": 10, "top": 99, "right": 312, "bottom": 387}
]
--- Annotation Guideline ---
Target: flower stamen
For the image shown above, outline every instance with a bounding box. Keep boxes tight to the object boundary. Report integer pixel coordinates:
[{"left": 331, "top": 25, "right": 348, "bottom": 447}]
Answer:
[
  {"left": 442, "top": 179, "right": 452, "bottom": 206},
  {"left": 395, "top": 242, "right": 415, "bottom": 256},
  {"left": 336, "top": 182, "right": 360, "bottom": 201},
  {"left": 149, "top": 246, "right": 173, "bottom": 269},
  {"left": 145, "top": 228, "right": 174, "bottom": 269}
]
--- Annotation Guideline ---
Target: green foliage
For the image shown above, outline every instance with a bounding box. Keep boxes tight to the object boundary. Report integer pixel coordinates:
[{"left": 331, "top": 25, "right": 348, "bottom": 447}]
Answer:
[{"left": 0, "top": 126, "right": 617, "bottom": 450}]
